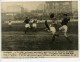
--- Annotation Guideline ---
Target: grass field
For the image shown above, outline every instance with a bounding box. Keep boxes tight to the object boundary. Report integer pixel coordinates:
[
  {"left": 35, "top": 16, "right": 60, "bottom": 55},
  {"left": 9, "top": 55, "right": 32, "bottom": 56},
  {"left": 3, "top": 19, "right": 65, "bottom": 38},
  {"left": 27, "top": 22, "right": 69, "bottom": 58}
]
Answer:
[{"left": 2, "top": 21, "right": 78, "bottom": 51}]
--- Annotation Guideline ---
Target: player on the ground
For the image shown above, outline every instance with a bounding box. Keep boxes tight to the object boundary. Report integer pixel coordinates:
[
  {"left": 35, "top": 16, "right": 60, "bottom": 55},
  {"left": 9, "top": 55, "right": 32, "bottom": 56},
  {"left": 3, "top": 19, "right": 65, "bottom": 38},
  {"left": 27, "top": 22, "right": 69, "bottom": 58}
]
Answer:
[
  {"left": 24, "top": 17, "right": 30, "bottom": 34},
  {"left": 59, "top": 13, "right": 72, "bottom": 42}
]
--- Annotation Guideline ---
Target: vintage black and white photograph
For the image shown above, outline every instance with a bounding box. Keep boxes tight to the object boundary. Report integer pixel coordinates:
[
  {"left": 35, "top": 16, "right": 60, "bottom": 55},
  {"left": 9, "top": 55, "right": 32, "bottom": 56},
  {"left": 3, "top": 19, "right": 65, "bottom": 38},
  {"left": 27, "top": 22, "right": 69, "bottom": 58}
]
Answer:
[{"left": 2, "top": 1, "right": 78, "bottom": 52}]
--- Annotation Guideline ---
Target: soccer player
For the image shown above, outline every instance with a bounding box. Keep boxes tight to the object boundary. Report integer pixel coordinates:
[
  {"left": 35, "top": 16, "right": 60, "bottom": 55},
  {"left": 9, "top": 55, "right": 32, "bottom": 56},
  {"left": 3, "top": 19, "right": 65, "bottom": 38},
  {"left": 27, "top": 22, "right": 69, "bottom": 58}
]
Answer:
[
  {"left": 29, "top": 18, "right": 34, "bottom": 28},
  {"left": 45, "top": 20, "right": 50, "bottom": 31},
  {"left": 45, "top": 13, "right": 58, "bottom": 41},
  {"left": 49, "top": 23, "right": 57, "bottom": 41},
  {"left": 32, "top": 19, "right": 37, "bottom": 31},
  {"left": 24, "top": 17, "right": 30, "bottom": 34},
  {"left": 8, "top": 20, "right": 12, "bottom": 28},
  {"left": 59, "top": 13, "right": 72, "bottom": 42}
]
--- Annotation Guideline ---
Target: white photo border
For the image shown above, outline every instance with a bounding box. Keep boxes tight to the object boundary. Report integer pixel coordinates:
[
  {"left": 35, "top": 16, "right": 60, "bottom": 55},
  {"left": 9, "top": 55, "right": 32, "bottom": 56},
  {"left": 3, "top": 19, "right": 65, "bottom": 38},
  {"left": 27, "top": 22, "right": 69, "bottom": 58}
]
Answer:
[{"left": 0, "top": 0, "right": 80, "bottom": 62}]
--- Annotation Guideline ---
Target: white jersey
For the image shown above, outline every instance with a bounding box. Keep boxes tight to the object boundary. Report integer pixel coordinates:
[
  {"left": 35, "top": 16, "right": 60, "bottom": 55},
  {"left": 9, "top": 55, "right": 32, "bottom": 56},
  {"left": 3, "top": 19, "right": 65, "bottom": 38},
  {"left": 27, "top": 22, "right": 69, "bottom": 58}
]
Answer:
[
  {"left": 32, "top": 23, "right": 37, "bottom": 28},
  {"left": 8, "top": 21, "right": 12, "bottom": 25},
  {"left": 30, "top": 19, "right": 34, "bottom": 23}
]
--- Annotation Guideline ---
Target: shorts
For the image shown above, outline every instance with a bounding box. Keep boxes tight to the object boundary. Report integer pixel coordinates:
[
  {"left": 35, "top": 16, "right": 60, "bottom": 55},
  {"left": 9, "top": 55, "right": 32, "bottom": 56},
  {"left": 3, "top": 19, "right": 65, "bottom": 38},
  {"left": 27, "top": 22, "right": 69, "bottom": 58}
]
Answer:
[
  {"left": 32, "top": 23, "right": 37, "bottom": 28},
  {"left": 25, "top": 24, "right": 30, "bottom": 28},
  {"left": 59, "top": 25, "right": 68, "bottom": 33},
  {"left": 50, "top": 27, "right": 56, "bottom": 34}
]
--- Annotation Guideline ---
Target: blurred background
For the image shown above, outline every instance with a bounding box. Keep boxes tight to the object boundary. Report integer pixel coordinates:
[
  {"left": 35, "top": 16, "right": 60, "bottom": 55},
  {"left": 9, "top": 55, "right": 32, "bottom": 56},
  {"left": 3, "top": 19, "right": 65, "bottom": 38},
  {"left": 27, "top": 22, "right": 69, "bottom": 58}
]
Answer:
[{"left": 1, "top": 1, "right": 78, "bottom": 23}]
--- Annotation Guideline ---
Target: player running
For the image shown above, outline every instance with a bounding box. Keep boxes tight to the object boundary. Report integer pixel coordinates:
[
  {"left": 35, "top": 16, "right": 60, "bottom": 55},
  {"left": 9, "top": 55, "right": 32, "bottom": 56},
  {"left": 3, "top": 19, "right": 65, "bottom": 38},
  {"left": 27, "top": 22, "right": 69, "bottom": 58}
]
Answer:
[
  {"left": 45, "top": 20, "right": 50, "bottom": 31},
  {"left": 24, "top": 17, "right": 30, "bottom": 34},
  {"left": 45, "top": 13, "right": 59, "bottom": 41},
  {"left": 59, "top": 13, "right": 72, "bottom": 42}
]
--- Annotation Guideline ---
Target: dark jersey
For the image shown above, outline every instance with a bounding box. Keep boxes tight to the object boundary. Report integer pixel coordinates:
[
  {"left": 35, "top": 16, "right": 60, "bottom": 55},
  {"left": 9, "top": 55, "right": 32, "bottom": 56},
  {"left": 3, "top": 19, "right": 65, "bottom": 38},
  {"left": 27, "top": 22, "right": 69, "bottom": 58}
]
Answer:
[
  {"left": 61, "top": 17, "right": 70, "bottom": 25},
  {"left": 45, "top": 20, "right": 50, "bottom": 30},
  {"left": 33, "top": 20, "right": 37, "bottom": 23},
  {"left": 24, "top": 19, "right": 30, "bottom": 24}
]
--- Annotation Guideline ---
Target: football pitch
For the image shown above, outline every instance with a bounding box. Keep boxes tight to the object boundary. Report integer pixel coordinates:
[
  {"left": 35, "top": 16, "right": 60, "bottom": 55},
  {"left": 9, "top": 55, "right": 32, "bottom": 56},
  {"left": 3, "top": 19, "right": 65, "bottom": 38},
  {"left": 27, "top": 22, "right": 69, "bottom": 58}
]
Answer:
[{"left": 2, "top": 21, "right": 78, "bottom": 51}]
